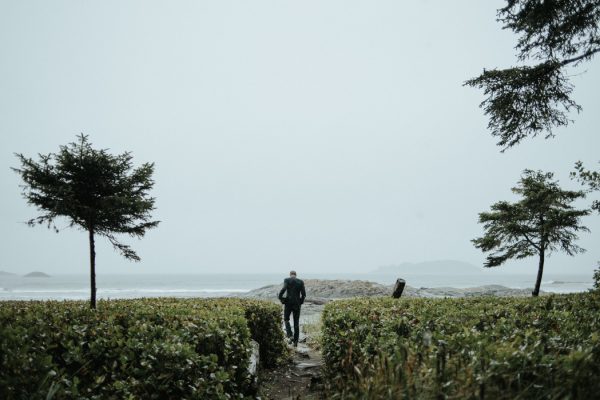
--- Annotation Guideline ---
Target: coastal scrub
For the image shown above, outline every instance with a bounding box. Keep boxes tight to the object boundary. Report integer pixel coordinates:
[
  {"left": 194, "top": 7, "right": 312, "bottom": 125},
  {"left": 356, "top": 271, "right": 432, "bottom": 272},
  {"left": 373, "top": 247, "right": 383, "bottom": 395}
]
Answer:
[{"left": 322, "top": 293, "right": 600, "bottom": 399}]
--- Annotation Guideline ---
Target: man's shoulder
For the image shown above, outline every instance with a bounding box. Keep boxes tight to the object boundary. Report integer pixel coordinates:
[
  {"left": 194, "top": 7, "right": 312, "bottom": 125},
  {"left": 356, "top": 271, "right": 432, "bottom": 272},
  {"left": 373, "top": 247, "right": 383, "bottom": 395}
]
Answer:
[{"left": 284, "top": 277, "right": 305, "bottom": 286}]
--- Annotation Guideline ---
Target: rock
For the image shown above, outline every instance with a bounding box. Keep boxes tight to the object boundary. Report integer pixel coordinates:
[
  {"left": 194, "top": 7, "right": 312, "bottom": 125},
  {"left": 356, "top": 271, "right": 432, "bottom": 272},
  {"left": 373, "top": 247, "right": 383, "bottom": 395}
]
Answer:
[
  {"left": 248, "top": 340, "right": 260, "bottom": 377},
  {"left": 241, "top": 279, "right": 392, "bottom": 300},
  {"left": 296, "top": 362, "right": 320, "bottom": 370},
  {"left": 310, "top": 375, "right": 324, "bottom": 391},
  {"left": 295, "top": 346, "right": 310, "bottom": 358},
  {"left": 305, "top": 298, "right": 327, "bottom": 305},
  {"left": 414, "top": 285, "right": 538, "bottom": 298},
  {"left": 238, "top": 279, "right": 539, "bottom": 302}
]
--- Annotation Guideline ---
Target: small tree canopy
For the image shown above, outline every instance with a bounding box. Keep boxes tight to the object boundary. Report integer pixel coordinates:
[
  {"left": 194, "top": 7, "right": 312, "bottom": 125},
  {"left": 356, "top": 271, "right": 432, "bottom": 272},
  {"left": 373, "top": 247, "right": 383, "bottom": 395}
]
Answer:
[
  {"left": 473, "top": 170, "right": 589, "bottom": 295},
  {"left": 13, "top": 134, "right": 159, "bottom": 307},
  {"left": 465, "top": 0, "right": 600, "bottom": 150},
  {"left": 572, "top": 160, "right": 600, "bottom": 213}
]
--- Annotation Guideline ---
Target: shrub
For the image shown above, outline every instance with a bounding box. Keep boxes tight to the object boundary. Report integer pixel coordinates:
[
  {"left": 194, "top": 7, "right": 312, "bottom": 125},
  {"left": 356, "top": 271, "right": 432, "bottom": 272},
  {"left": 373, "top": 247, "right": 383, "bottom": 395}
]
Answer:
[
  {"left": 322, "top": 293, "right": 600, "bottom": 399},
  {"left": 227, "top": 299, "right": 288, "bottom": 368},
  {"left": 0, "top": 297, "right": 286, "bottom": 399}
]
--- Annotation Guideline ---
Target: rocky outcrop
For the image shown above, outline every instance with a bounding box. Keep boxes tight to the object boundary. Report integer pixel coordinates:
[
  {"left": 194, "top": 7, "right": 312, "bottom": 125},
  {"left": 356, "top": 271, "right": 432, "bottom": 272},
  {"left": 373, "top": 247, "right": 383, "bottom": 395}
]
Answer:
[
  {"left": 240, "top": 279, "right": 537, "bottom": 302},
  {"left": 411, "top": 285, "right": 535, "bottom": 298}
]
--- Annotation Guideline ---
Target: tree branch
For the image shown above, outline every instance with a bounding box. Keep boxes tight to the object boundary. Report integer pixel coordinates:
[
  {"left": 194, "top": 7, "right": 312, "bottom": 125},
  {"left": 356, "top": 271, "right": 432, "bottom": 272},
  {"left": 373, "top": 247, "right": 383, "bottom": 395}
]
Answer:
[
  {"left": 560, "top": 47, "right": 600, "bottom": 66},
  {"left": 521, "top": 231, "right": 540, "bottom": 252}
]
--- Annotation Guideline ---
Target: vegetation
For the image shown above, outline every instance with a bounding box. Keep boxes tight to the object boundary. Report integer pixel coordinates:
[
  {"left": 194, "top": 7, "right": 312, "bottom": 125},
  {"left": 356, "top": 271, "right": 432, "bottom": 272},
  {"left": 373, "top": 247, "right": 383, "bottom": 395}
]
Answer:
[
  {"left": 322, "top": 293, "right": 600, "bottom": 399},
  {"left": 593, "top": 266, "right": 600, "bottom": 290},
  {"left": 12, "top": 135, "right": 159, "bottom": 308},
  {"left": 572, "top": 160, "right": 600, "bottom": 214},
  {"left": 0, "top": 298, "right": 286, "bottom": 399},
  {"left": 572, "top": 161, "right": 600, "bottom": 281},
  {"left": 465, "top": 0, "right": 600, "bottom": 149},
  {"left": 222, "top": 298, "right": 288, "bottom": 368},
  {"left": 473, "top": 170, "right": 589, "bottom": 296},
  {"left": 302, "top": 319, "right": 323, "bottom": 351}
]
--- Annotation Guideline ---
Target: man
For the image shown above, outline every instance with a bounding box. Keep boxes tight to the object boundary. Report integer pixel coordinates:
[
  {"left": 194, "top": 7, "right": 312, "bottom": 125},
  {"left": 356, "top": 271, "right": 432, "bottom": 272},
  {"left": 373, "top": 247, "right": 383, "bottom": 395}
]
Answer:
[{"left": 278, "top": 270, "right": 306, "bottom": 347}]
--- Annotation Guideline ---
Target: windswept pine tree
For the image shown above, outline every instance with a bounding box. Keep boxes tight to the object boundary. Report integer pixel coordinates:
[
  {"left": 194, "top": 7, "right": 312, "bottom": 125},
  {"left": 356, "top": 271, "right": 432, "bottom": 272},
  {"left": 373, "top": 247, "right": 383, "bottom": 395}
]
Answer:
[
  {"left": 473, "top": 170, "right": 589, "bottom": 296},
  {"left": 13, "top": 134, "right": 159, "bottom": 308},
  {"left": 466, "top": 0, "right": 600, "bottom": 150}
]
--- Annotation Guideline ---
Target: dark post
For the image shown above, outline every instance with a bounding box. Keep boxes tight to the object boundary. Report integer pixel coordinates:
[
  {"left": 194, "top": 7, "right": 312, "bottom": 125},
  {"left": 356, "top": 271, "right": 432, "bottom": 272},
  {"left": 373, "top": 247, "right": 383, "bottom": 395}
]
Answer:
[
  {"left": 392, "top": 278, "right": 406, "bottom": 298},
  {"left": 89, "top": 226, "right": 96, "bottom": 309}
]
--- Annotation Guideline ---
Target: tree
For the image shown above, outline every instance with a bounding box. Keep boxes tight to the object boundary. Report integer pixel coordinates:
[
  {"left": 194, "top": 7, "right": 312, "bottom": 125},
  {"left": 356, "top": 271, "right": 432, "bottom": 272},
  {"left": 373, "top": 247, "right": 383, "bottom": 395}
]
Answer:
[
  {"left": 571, "top": 160, "right": 600, "bottom": 213},
  {"left": 593, "top": 262, "right": 600, "bottom": 291},
  {"left": 465, "top": 0, "right": 600, "bottom": 150},
  {"left": 13, "top": 134, "right": 159, "bottom": 308},
  {"left": 473, "top": 170, "right": 589, "bottom": 296},
  {"left": 571, "top": 161, "right": 600, "bottom": 287}
]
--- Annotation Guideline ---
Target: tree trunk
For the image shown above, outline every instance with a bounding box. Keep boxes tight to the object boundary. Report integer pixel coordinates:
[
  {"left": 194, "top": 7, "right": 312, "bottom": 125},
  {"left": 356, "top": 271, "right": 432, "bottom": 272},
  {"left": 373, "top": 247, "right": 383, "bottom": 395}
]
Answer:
[
  {"left": 532, "top": 247, "right": 545, "bottom": 297},
  {"left": 89, "top": 226, "right": 97, "bottom": 309}
]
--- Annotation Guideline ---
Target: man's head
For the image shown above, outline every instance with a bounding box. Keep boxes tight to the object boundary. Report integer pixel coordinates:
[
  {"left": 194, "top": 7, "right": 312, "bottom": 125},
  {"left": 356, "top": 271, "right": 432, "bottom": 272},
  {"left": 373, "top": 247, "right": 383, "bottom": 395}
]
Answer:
[{"left": 289, "top": 270, "right": 297, "bottom": 277}]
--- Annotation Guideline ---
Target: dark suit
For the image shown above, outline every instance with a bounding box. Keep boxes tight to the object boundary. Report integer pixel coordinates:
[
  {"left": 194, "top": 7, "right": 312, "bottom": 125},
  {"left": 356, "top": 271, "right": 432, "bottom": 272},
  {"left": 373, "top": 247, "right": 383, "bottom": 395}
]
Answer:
[{"left": 278, "top": 277, "right": 306, "bottom": 344}]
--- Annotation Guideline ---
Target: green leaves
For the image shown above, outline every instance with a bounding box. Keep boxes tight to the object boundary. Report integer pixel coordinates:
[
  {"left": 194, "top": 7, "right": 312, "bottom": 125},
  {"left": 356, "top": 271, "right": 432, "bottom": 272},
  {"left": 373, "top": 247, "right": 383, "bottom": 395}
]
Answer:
[
  {"left": 465, "top": 61, "right": 580, "bottom": 149},
  {"left": 0, "top": 298, "right": 286, "bottom": 399},
  {"left": 473, "top": 170, "right": 589, "bottom": 285},
  {"left": 13, "top": 134, "right": 161, "bottom": 308},
  {"left": 572, "top": 160, "right": 600, "bottom": 213},
  {"left": 499, "top": 0, "right": 600, "bottom": 62},
  {"left": 466, "top": 0, "right": 600, "bottom": 149},
  {"left": 13, "top": 134, "right": 160, "bottom": 262},
  {"left": 322, "top": 293, "right": 600, "bottom": 399}
]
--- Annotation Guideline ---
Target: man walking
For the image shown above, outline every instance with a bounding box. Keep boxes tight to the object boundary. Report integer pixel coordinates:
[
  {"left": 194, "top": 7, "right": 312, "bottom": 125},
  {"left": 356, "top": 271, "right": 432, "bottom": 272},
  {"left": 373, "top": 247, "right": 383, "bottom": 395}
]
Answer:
[{"left": 278, "top": 270, "right": 306, "bottom": 347}]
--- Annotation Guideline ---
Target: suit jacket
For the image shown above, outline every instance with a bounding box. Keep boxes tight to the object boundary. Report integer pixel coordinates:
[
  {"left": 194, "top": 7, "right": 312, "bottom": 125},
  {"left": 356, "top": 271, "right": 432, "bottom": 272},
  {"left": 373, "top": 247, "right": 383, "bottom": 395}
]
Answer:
[{"left": 278, "top": 277, "right": 306, "bottom": 306}]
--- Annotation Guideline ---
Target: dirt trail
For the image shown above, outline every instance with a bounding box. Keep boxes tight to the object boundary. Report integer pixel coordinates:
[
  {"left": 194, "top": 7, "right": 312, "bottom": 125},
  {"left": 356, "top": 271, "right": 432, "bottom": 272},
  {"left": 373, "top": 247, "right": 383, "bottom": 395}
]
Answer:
[{"left": 258, "top": 337, "right": 325, "bottom": 399}]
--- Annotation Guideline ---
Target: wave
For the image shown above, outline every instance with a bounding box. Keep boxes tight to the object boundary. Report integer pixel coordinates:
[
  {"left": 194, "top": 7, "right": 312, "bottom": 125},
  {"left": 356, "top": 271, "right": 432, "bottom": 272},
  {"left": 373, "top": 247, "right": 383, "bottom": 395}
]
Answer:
[{"left": 4, "top": 288, "right": 250, "bottom": 294}]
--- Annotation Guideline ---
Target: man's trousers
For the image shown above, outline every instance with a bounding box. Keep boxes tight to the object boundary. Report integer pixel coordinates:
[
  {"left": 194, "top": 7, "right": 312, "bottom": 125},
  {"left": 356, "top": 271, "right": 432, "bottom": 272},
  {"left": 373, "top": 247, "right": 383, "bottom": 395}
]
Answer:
[{"left": 284, "top": 304, "right": 301, "bottom": 344}]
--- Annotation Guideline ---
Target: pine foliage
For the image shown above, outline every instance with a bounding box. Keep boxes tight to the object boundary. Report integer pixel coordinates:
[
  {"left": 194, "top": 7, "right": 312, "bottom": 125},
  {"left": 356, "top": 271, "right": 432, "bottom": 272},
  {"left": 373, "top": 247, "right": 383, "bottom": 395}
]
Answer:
[
  {"left": 13, "top": 134, "right": 159, "bottom": 307},
  {"left": 465, "top": 0, "right": 600, "bottom": 149},
  {"left": 473, "top": 170, "right": 589, "bottom": 295}
]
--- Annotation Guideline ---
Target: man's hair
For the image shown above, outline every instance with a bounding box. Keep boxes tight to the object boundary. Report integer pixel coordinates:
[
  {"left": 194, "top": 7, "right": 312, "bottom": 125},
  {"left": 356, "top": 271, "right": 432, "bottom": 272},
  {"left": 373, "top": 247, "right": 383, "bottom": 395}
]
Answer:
[{"left": 289, "top": 270, "right": 297, "bottom": 276}]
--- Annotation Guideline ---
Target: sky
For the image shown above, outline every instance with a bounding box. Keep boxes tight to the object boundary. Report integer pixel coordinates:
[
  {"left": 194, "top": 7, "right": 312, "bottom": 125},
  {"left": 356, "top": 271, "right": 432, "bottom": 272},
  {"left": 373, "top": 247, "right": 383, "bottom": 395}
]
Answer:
[{"left": 0, "top": 1, "right": 598, "bottom": 276}]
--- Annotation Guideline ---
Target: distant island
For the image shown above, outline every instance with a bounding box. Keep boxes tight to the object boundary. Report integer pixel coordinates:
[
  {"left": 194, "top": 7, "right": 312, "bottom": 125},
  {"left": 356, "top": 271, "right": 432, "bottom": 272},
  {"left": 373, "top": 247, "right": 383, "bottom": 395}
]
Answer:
[
  {"left": 24, "top": 271, "right": 51, "bottom": 278},
  {"left": 373, "top": 260, "right": 482, "bottom": 274},
  {"left": 0, "top": 270, "right": 17, "bottom": 276}
]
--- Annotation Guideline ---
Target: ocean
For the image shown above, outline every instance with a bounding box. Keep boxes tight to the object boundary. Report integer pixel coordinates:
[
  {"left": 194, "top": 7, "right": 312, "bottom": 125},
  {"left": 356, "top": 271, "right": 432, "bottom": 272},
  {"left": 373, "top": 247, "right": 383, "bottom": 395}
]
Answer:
[{"left": 0, "top": 271, "right": 594, "bottom": 301}]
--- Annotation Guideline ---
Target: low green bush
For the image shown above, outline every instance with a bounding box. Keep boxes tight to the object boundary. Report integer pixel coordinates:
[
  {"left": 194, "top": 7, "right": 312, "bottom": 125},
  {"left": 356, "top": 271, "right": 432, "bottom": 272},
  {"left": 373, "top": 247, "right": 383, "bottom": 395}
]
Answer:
[
  {"left": 0, "top": 297, "right": 286, "bottom": 400},
  {"left": 322, "top": 292, "right": 600, "bottom": 399},
  {"left": 225, "top": 299, "right": 287, "bottom": 368}
]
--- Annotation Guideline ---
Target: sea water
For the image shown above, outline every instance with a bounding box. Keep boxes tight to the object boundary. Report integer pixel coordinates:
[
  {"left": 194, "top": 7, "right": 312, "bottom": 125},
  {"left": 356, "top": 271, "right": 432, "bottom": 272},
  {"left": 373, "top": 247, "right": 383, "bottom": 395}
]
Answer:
[{"left": 0, "top": 271, "right": 594, "bottom": 301}]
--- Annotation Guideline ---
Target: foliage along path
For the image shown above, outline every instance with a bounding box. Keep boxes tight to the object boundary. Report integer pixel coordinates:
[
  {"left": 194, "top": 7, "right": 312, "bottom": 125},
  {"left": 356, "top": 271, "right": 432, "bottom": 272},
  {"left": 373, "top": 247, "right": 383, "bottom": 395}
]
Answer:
[{"left": 258, "top": 331, "right": 324, "bottom": 400}]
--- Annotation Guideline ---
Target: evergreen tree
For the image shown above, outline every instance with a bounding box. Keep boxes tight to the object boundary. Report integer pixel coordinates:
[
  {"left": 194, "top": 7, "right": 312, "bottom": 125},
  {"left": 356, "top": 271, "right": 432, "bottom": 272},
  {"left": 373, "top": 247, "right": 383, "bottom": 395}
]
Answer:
[
  {"left": 465, "top": 0, "right": 600, "bottom": 150},
  {"left": 13, "top": 134, "right": 159, "bottom": 308},
  {"left": 571, "top": 161, "right": 600, "bottom": 286},
  {"left": 572, "top": 160, "right": 600, "bottom": 213},
  {"left": 473, "top": 170, "right": 589, "bottom": 296}
]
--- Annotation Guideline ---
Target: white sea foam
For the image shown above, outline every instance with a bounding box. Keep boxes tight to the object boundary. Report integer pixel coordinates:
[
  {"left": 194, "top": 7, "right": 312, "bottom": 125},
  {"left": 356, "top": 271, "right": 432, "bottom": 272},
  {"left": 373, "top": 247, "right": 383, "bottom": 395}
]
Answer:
[
  {"left": 6, "top": 288, "right": 249, "bottom": 294},
  {"left": 99, "top": 288, "right": 250, "bottom": 294},
  {"left": 0, "top": 272, "right": 592, "bottom": 301}
]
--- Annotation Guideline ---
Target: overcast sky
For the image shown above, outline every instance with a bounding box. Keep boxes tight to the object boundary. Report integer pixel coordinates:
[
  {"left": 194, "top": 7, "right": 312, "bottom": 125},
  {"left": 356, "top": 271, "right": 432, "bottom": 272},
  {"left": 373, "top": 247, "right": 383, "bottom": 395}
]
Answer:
[{"left": 1, "top": 1, "right": 598, "bottom": 276}]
